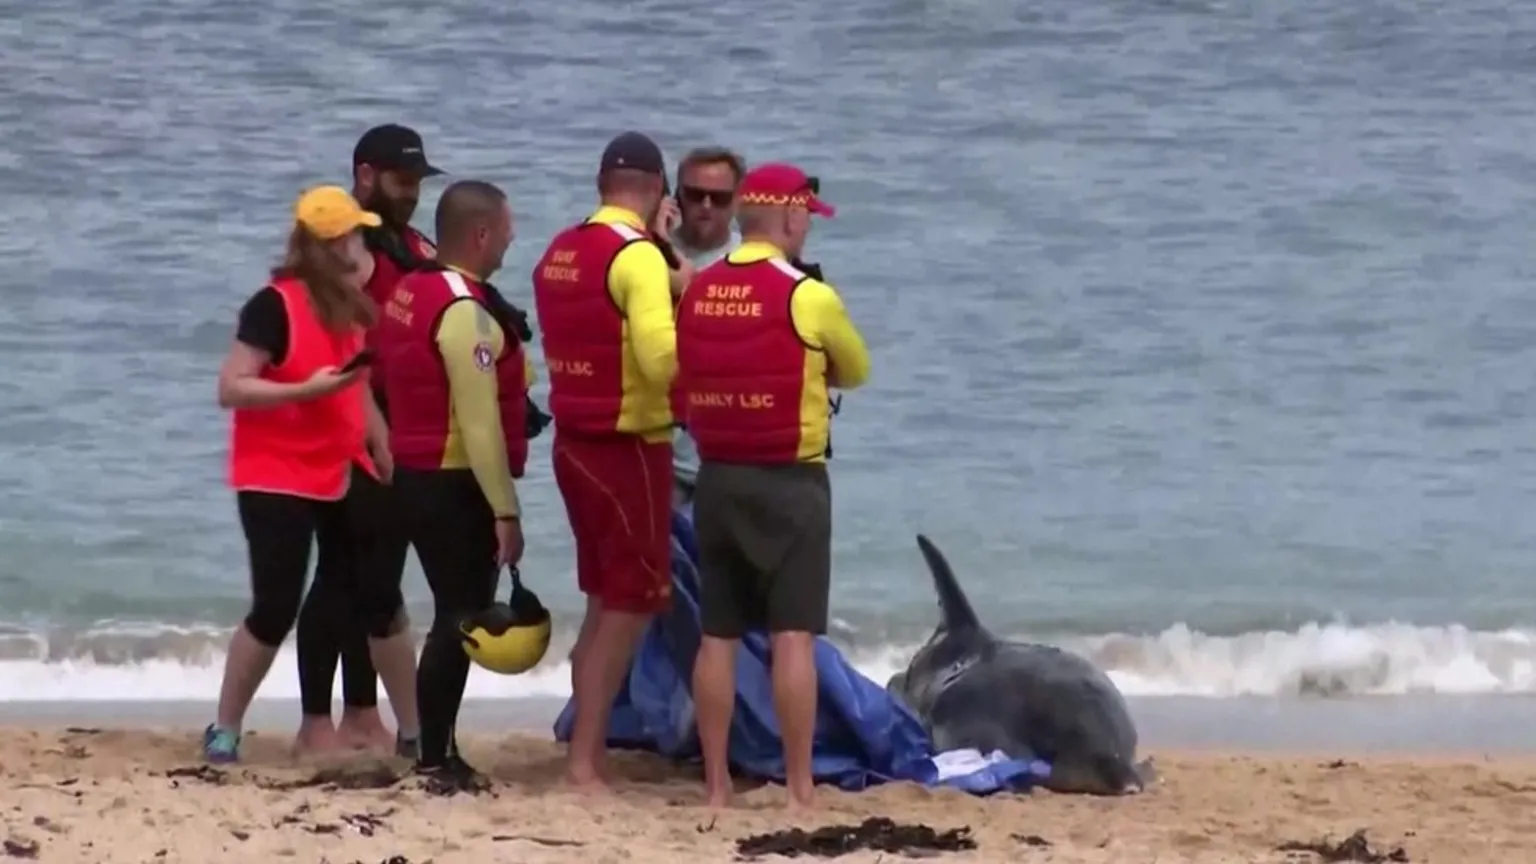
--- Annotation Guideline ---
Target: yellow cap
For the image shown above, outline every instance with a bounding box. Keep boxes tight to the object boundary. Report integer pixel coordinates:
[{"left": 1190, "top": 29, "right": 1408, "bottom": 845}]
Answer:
[{"left": 293, "top": 185, "right": 382, "bottom": 240}]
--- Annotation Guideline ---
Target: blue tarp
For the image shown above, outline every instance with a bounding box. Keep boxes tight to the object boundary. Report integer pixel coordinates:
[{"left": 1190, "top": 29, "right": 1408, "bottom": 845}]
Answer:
[{"left": 552, "top": 502, "right": 1051, "bottom": 795}]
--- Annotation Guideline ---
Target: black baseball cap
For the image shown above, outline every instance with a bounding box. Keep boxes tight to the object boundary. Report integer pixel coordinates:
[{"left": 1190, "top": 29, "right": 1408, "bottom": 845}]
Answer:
[
  {"left": 599, "top": 131, "right": 665, "bottom": 177},
  {"left": 352, "top": 124, "right": 445, "bottom": 177}
]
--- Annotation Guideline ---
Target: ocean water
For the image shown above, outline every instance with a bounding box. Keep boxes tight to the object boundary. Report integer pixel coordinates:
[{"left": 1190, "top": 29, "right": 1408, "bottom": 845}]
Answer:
[{"left": 3, "top": 0, "right": 1536, "bottom": 705}]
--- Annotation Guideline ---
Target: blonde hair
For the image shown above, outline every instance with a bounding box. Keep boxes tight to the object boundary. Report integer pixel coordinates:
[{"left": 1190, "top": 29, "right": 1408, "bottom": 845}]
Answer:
[{"left": 270, "top": 226, "right": 376, "bottom": 332}]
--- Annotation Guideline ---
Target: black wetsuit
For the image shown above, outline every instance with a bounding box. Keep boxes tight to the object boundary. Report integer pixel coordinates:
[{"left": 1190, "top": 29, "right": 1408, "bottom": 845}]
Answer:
[{"left": 234, "top": 289, "right": 406, "bottom": 714}]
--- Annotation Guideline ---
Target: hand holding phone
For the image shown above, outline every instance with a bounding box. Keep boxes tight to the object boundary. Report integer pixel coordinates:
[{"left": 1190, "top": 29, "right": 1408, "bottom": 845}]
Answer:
[
  {"left": 653, "top": 196, "right": 681, "bottom": 240},
  {"left": 339, "top": 349, "right": 375, "bottom": 375}
]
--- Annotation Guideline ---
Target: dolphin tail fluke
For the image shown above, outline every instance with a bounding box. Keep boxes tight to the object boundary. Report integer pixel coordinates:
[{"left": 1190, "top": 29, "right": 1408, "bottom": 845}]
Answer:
[{"left": 915, "top": 534, "right": 982, "bottom": 632}]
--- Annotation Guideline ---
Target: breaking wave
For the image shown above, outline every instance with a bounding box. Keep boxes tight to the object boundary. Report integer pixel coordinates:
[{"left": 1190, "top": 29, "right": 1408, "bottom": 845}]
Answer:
[{"left": 2, "top": 619, "right": 1533, "bottom": 701}]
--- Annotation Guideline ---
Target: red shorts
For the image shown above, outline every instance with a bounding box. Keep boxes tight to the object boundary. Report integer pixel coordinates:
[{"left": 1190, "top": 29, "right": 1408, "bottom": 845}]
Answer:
[{"left": 551, "top": 432, "right": 673, "bottom": 614}]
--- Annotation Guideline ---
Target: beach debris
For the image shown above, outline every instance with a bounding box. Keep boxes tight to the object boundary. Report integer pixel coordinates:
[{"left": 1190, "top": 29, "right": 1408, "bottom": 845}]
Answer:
[
  {"left": 257, "top": 764, "right": 401, "bottom": 792},
  {"left": 29, "top": 817, "right": 64, "bottom": 836},
  {"left": 1277, "top": 829, "right": 1408, "bottom": 863},
  {"left": 698, "top": 816, "right": 718, "bottom": 834},
  {"left": 41, "top": 739, "right": 91, "bottom": 760},
  {"left": 1493, "top": 779, "right": 1536, "bottom": 794},
  {"left": 271, "top": 802, "right": 397, "bottom": 837},
  {"left": 2, "top": 836, "right": 39, "bottom": 859},
  {"left": 340, "top": 809, "right": 395, "bottom": 837},
  {"left": 164, "top": 765, "right": 229, "bottom": 786},
  {"left": 341, "top": 857, "right": 414, "bottom": 864},
  {"left": 229, "top": 830, "right": 250, "bottom": 842},
  {"left": 1320, "top": 759, "right": 1358, "bottom": 770},
  {"left": 1010, "top": 833, "right": 1051, "bottom": 847},
  {"left": 160, "top": 760, "right": 500, "bottom": 798},
  {"left": 491, "top": 834, "right": 584, "bottom": 848},
  {"left": 417, "top": 770, "right": 493, "bottom": 798},
  {"left": 274, "top": 802, "right": 318, "bottom": 830},
  {"left": 162, "top": 763, "right": 401, "bottom": 793},
  {"left": 21, "top": 777, "right": 86, "bottom": 803},
  {"left": 62, "top": 727, "right": 102, "bottom": 736},
  {"left": 736, "top": 817, "right": 976, "bottom": 859}
]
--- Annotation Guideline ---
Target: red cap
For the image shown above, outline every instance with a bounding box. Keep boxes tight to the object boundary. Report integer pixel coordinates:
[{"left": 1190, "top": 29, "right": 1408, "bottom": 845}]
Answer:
[{"left": 737, "top": 163, "right": 835, "bottom": 218}]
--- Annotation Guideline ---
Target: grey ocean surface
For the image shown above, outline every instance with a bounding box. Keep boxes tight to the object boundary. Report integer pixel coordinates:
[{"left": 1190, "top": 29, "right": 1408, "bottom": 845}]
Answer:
[{"left": 2, "top": 0, "right": 1535, "bottom": 703}]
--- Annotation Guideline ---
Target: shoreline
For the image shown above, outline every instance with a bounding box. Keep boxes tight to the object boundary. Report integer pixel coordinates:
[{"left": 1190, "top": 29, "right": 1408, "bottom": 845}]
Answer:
[
  {"left": 2, "top": 725, "right": 1534, "bottom": 863},
  {"left": 4, "top": 694, "right": 1536, "bottom": 755}
]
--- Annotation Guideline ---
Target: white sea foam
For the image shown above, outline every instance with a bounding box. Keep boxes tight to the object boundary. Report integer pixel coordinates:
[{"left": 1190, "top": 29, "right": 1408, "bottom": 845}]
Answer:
[{"left": 1, "top": 620, "right": 1532, "bottom": 701}]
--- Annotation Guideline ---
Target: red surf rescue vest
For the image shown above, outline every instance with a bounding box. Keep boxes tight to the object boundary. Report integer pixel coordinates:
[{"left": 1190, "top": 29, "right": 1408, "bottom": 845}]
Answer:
[
  {"left": 375, "top": 267, "right": 529, "bottom": 476},
  {"left": 362, "top": 225, "right": 436, "bottom": 306},
  {"left": 532, "top": 220, "right": 659, "bottom": 437},
  {"left": 676, "top": 257, "right": 813, "bottom": 464}
]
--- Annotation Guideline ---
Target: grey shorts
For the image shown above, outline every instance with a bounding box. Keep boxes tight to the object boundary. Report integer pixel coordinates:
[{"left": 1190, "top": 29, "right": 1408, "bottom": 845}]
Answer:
[{"left": 693, "top": 461, "right": 832, "bottom": 639}]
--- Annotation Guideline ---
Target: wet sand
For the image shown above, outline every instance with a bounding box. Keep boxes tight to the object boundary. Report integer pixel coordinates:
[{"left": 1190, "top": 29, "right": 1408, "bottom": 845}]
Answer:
[{"left": 2, "top": 720, "right": 1535, "bottom": 863}]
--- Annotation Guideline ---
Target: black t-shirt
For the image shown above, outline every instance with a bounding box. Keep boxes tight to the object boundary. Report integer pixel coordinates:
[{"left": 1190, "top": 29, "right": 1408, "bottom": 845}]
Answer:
[{"left": 235, "top": 286, "right": 289, "bottom": 365}]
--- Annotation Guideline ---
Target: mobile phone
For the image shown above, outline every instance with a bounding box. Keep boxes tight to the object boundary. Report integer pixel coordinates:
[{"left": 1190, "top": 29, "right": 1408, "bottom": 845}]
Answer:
[{"left": 340, "top": 349, "right": 375, "bottom": 374}]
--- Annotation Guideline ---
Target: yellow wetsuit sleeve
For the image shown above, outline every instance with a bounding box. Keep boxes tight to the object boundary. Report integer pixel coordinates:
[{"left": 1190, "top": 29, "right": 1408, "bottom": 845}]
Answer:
[
  {"left": 608, "top": 240, "right": 678, "bottom": 385},
  {"left": 791, "top": 278, "right": 872, "bottom": 390},
  {"left": 435, "top": 300, "right": 519, "bottom": 518}
]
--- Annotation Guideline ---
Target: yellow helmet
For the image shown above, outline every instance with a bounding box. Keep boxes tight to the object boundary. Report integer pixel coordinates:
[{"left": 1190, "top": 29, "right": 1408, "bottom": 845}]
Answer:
[{"left": 459, "top": 568, "right": 552, "bottom": 675}]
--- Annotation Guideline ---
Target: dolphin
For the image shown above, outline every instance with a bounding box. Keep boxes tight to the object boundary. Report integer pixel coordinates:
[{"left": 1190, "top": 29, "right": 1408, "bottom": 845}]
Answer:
[{"left": 887, "top": 534, "right": 1156, "bottom": 795}]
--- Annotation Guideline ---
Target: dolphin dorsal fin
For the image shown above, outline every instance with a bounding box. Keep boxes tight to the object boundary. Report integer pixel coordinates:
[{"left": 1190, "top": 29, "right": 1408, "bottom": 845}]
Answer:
[{"left": 915, "top": 534, "right": 981, "bottom": 633}]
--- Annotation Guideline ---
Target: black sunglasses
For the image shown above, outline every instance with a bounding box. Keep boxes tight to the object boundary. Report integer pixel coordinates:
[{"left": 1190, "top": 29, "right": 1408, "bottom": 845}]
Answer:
[{"left": 678, "top": 184, "right": 734, "bottom": 208}]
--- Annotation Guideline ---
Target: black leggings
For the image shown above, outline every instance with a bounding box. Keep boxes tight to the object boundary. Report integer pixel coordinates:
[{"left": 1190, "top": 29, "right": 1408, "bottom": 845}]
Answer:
[
  {"left": 396, "top": 467, "right": 500, "bottom": 766},
  {"left": 293, "top": 524, "right": 410, "bottom": 713},
  {"left": 237, "top": 465, "right": 407, "bottom": 717},
  {"left": 297, "top": 385, "right": 408, "bottom": 712}
]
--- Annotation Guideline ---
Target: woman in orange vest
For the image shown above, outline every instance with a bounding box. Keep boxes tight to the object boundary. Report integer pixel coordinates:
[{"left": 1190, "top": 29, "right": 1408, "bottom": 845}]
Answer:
[{"left": 204, "top": 185, "right": 421, "bottom": 764}]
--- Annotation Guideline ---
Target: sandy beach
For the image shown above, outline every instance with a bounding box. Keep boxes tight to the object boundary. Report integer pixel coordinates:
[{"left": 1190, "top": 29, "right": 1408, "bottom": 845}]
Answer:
[{"left": 2, "top": 723, "right": 1534, "bottom": 864}]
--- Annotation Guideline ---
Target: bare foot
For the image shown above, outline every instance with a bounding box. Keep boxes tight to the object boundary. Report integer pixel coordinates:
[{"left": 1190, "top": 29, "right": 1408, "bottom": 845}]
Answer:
[
  {"left": 293, "top": 719, "right": 344, "bottom": 755},
  {"left": 705, "top": 785, "right": 733, "bottom": 808},
  {"left": 337, "top": 709, "right": 394, "bottom": 751},
  {"left": 785, "top": 783, "right": 815, "bottom": 812},
  {"left": 563, "top": 760, "right": 611, "bottom": 794},
  {"left": 564, "top": 776, "right": 612, "bottom": 795}
]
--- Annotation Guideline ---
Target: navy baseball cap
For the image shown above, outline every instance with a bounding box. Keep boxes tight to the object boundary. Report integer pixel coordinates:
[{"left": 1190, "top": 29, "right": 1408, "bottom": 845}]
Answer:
[
  {"left": 353, "top": 124, "right": 445, "bottom": 177},
  {"left": 599, "top": 131, "right": 665, "bottom": 177}
]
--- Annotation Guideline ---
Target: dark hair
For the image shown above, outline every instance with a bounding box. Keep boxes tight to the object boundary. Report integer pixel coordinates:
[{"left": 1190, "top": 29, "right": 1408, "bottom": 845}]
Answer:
[
  {"left": 435, "top": 180, "right": 508, "bottom": 244},
  {"left": 270, "top": 226, "right": 376, "bottom": 333},
  {"left": 677, "top": 147, "right": 746, "bottom": 186}
]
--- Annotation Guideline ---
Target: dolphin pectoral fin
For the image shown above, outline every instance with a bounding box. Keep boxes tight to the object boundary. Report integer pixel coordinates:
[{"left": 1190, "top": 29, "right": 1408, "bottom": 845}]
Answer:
[
  {"left": 886, "top": 672, "right": 908, "bottom": 696},
  {"left": 1133, "top": 756, "right": 1158, "bottom": 789}
]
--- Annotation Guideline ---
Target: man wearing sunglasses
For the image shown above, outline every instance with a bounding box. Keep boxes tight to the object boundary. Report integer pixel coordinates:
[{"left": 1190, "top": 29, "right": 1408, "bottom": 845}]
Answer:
[
  {"left": 671, "top": 147, "right": 744, "bottom": 269},
  {"left": 665, "top": 147, "right": 744, "bottom": 504},
  {"left": 676, "top": 163, "right": 871, "bottom": 809}
]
